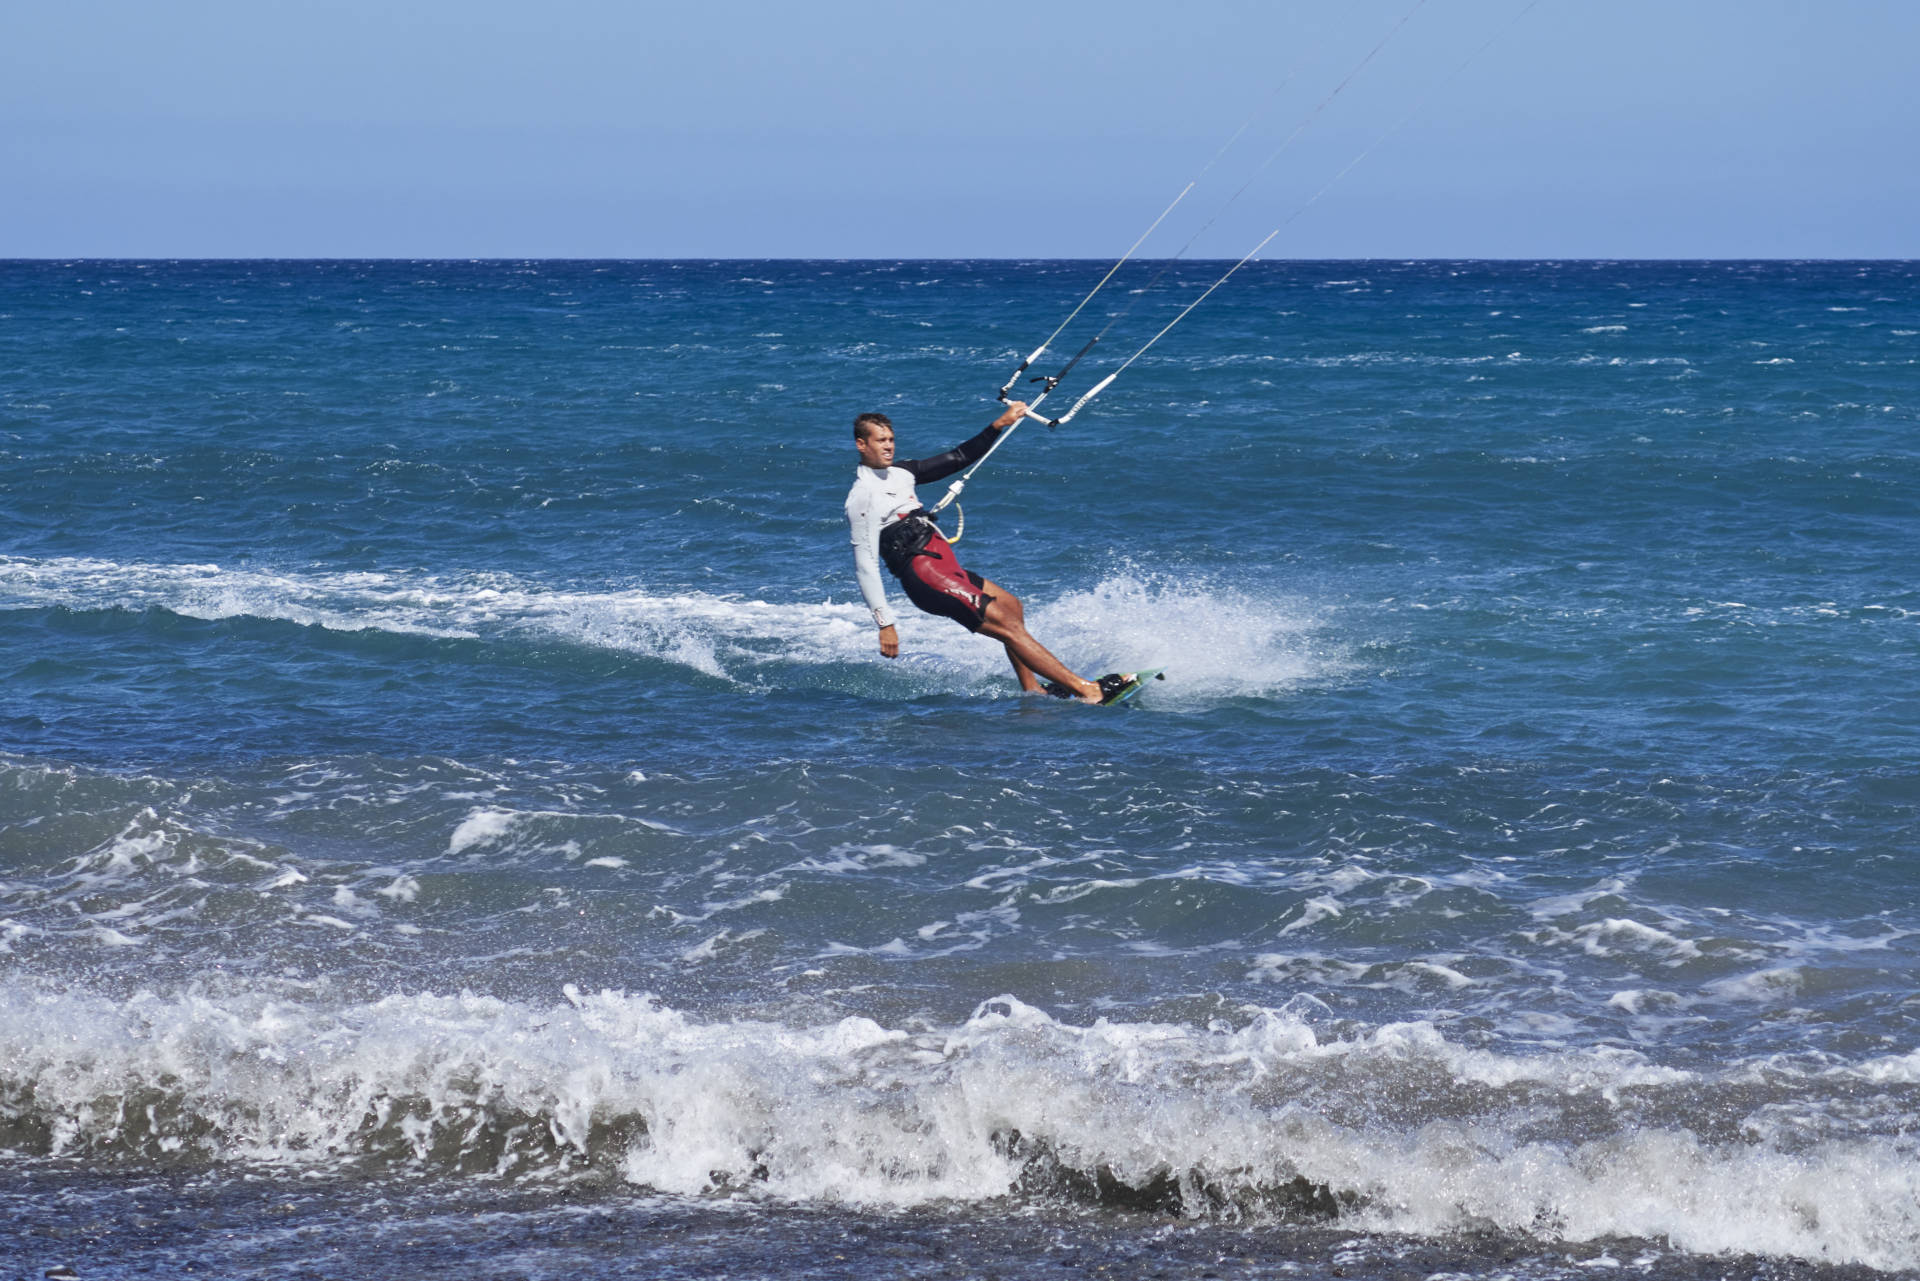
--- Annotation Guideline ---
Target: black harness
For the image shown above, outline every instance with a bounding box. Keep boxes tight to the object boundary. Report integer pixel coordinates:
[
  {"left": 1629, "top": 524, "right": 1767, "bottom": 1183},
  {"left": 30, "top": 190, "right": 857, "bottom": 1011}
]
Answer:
[{"left": 878, "top": 509, "right": 941, "bottom": 578}]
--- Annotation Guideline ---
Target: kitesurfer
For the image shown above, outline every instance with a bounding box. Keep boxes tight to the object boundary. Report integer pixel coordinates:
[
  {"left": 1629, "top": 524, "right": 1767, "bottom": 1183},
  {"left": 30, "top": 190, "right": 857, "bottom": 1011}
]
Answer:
[{"left": 844, "top": 402, "right": 1131, "bottom": 704}]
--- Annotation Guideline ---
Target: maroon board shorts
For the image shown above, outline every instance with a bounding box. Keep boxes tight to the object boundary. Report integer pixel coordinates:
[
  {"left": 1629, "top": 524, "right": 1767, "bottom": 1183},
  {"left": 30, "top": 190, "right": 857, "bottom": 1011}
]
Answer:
[{"left": 896, "top": 527, "right": 993, "bottom": 632}]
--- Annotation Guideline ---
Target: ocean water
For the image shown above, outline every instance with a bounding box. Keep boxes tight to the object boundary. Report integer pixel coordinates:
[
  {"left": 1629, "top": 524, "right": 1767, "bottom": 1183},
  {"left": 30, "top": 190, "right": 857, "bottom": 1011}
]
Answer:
[{"left": 1, "top": 258, "right": 1916, "bottom": 1279}]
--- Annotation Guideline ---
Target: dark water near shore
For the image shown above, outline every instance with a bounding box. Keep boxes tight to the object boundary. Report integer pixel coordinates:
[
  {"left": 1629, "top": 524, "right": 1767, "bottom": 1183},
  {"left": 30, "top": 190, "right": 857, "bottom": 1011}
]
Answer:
[{"left": 2, "top": 258, "right": 1917, "bottom": 1277}]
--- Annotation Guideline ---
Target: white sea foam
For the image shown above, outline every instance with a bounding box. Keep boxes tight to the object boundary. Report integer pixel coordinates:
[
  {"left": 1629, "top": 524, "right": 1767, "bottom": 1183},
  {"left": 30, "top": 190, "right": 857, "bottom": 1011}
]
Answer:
[
  {"left": 0, "top": 555, "right": 1339, "bottom": 703},
  {"left": 1026, "top": 572, "right": 1338, "bottom": 704},
  {"left": 1561, "top": 917, "right": 1704, "bottom": 962},
  {"left": 1279, "top": 895, "right": 1344, "bottom": 936},
  {"left": 1, "top": 984, "right": 1913, "bottom": 1271},
  {"left": 1703, "top": 967, "right": 1804, "bottom": 1002},
  {"left": 447, "top": 807, "right": 520, "bottom": 854},
  {"left": 376, "top": 874, "right": 421, "bottom": 901}
]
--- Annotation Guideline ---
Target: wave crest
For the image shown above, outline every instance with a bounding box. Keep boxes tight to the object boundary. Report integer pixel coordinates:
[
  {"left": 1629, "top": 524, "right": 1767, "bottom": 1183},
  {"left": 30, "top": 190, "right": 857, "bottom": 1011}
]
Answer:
[
  {"left": 1, "top": 555, "right": 1339, "bottom": 702},
  {"left": 2, "top": 985, "right": 1916, "bottom": 1270}
]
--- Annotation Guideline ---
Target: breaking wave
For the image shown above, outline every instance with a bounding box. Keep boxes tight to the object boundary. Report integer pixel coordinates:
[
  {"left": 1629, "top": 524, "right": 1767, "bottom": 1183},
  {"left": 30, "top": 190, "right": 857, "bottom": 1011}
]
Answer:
[
  {"left": 0, "top": 555, "right": 1337, "bottom": 702},
  {"left": 1, "top": 985, "right": 1915, "bottom": 1271}
]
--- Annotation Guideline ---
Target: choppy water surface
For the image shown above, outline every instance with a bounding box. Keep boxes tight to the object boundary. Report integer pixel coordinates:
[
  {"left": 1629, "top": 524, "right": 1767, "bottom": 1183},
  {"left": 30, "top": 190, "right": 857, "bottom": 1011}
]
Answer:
[{"left": 2, "top": 259, "right": 1917, "bottom": 1278}]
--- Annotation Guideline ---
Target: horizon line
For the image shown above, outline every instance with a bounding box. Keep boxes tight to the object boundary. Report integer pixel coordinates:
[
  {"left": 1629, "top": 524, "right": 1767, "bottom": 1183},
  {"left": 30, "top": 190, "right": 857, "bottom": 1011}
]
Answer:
[{"left": 4, "top": 255, "right": 1916, "bottom": 265}]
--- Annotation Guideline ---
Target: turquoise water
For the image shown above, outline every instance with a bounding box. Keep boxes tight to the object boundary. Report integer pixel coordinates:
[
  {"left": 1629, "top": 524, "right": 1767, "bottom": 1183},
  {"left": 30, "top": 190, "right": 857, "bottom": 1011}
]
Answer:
[{"left": 2, "top": 259, "right": 1918, "bottom": 1277}]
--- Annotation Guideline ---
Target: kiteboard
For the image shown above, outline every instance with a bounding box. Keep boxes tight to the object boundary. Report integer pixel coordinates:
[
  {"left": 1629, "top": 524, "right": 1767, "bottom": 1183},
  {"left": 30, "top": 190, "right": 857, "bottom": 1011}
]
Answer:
[
  {"left": 1043, "top": 669, "right": 1165, "bottom": 705},
  {"left": 1100, "top": 668, "right": 1165, "bottom": 707}
]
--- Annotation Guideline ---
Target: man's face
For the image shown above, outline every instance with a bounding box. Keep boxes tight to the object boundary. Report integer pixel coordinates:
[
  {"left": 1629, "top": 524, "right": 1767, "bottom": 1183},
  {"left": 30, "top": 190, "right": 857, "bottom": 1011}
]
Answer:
[{"left": 856, "top": 424, "right": 895, "bottom": 470}]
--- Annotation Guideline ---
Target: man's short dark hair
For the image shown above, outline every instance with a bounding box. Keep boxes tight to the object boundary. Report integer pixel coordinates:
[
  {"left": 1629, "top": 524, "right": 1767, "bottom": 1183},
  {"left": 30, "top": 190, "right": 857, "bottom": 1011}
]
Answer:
[{"left": 854, "top": 412, "right": 892, "bottom": 441}]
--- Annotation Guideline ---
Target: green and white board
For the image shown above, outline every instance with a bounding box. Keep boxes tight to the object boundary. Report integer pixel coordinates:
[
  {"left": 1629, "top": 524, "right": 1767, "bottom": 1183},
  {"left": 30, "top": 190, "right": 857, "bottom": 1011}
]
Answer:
[{"left": 1101, "top": 668, "right": 1166, "bottom": 706}]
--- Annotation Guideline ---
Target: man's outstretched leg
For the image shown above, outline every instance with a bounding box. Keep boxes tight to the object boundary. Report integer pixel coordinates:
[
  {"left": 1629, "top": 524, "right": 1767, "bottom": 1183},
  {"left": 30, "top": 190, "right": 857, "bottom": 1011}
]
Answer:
[{"left": 976, "top": 580, "right": 1104, "bottom": 705}]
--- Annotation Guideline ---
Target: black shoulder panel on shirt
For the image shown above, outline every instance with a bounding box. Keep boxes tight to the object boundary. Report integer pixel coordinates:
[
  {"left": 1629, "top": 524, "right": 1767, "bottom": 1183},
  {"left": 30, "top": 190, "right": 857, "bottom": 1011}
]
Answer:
[{"left": 898, "top": 423, "right": 1000, "bottom": 484}]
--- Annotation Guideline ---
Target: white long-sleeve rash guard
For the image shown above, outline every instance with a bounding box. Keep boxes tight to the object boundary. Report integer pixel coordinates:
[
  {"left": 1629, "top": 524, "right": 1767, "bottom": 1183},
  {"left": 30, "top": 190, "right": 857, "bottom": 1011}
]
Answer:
[{"left": 844, "top": 423, "right": 1001, "bottom": 629}]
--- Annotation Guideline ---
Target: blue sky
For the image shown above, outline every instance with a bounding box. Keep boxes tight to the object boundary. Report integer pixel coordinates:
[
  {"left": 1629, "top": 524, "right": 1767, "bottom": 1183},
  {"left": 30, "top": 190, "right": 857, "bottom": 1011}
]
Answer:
[{"left": 3, "top": 1, "right": 1914, "bottom": 258}]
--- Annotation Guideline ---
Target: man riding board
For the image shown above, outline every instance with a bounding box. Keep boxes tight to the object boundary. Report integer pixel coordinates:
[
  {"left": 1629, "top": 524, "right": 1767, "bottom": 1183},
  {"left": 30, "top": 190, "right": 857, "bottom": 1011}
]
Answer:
[{"left": 844, "top": 401, "right": 1134, "bottom": 705}]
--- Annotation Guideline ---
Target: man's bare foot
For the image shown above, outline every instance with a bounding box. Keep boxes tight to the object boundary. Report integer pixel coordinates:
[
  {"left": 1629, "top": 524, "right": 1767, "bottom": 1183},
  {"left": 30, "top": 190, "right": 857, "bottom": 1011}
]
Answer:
[{"left": 1040, "top": 677, "right": 1104, "bottom": 704}]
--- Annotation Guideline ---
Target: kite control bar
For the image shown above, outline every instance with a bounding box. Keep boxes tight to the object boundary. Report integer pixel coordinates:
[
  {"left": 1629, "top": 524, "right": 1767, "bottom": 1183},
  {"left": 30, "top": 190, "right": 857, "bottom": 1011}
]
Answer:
[
  {"left": 998, "top": 337, "right": 1101, "bottom": 404},
  {"left": 1047, "top": 374, "right": 1116, "bottom": 428}
]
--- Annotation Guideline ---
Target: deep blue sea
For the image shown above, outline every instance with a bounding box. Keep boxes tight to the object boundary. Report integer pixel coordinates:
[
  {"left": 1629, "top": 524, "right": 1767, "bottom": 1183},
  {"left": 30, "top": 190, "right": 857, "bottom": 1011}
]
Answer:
[{"left": 2, "top": 258, "right": 1917, "bottom": 1279}]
